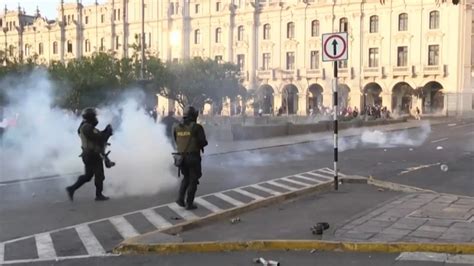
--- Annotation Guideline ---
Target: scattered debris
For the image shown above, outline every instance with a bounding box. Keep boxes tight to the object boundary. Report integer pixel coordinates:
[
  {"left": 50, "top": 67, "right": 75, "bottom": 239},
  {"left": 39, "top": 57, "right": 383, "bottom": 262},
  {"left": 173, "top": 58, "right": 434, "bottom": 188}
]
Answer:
[
  {"left": 377, "top": 188, "right": 385, "bottom": 192},
  {"left": 383, "top": 149, "right": 387, "bottom": 152},
  {"left": 409, "top": 148, "right": 414, "bottom": 151},
  {"left": 310, "top": 249, "right": 316, "bottom": 254},
  {"left": 311, "top": 222, "right": 330, "bottom": 235},
  {"left": 436, "top": 146, "right": 443, "bottom": 150},
  {"left": 253, "top": 257, "right": 280, "bottom": 265},
  {"left": 170, "top": 216, "right": 182, "bottom": 220},
  {"left": 230, "top": 217, "right": 241, "bottom": 224},
  {"left": 448, "top": 123, "right": 457, "bottom": 127},
  {"left": 32, "top": 193, "right": 36, "bottom": 198},
  {"left": 440, "top": 164, "right": 449, "bottom": 172}
]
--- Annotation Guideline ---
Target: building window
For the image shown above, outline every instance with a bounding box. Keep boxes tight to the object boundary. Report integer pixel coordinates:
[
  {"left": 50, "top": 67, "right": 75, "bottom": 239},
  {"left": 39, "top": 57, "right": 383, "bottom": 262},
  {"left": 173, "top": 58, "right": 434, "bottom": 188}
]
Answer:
[
  {"left": 238, "top": 26, "right": 244, "bottom": 41},
  {"left": 100, "top": 38, "right": 105, "bottom": 51},
  {"left": 85, "top": 39, "right": 91, "bottom": 52},
  {"left": 194, "top": 29, "right": 201, "bottom": 44},
  {"left": 170, "top": 3, "right": 175, "bottom": 14},
  {"left": 115, "top": 36, "right": 120, "bottom": 50},
  {"left": 53, "top": 42, "right": 58, "bottom": 54},
  {"left": 215, "top": 55, "right": 223, "bottom": 63},
  {"left": 24, "top": 44, "right": 30, "bottom": 57},
  {"left": 263, "top": 24, "right": 271, "bottom": 40},
  {"left": 286, "top": 52, "right": 295, "bottom": 70},
  {"left": 118, "top": 9, "right": 121, "bottom": 20},
  {"left": 397, "top": 46, "right": 408, "bottom": 66},
  {"left": 369, "top": 15, "right": 379, "bottom": 33},
  {"left": 369, "top": 48, "right": 379, "bottom": 67},
  {"left": 338, "top": 60, "right": 348, "bottom": 69},
  {"left": 114, "top": 9, "right": 117, "bottom": 20},
  {"left": 215, "top": 28, "right": 222, "bottom": 43},
  {"left": 310, "top": 51, "right": 319, "bottom": 69},
  {"left": 195, "top": 4, "right": 200, "bottom": 14},
  {"left": 428, "top": 45, "right": 439, "bottom": 65},
  {"left": 262, "top": 53, "right": 271, "bottom": 70},
  {"left": 287, "top": 22, "right": 295, "bottom": 39},
  {"left": 429, "top": 11, "right": 439, "bottom": 29},
  {"left": 148, "top": 33, "right": 152, "bottom": 48},
  {"left": 398, "top": 13, "right": 408, "bottom": 31},
  {"left": 311, "top": 20, "right": 319, "bottom": 37},
  {"left": 9, "top": 45, "right": 14, "bottom": 56},
  {"left": 237, "top": 54, "right": 245, "bottom": 71},
  {"left": 85, "top": 16, "right": 89, "bottom": 24},
  {"left": 339, "top": 17, "right": 348, "bottom": 32},
  {"left": 216, "top": 2, "right": 221, "bottom": 11},
  {"left": 101, "top": 14, "right": 105, "bottom": 23},
  {"left": 38, "top": 43, "right": 43, "bottom": 55},
  {"left": 67, "top": 41, "right": 73, "bottom": 53}
]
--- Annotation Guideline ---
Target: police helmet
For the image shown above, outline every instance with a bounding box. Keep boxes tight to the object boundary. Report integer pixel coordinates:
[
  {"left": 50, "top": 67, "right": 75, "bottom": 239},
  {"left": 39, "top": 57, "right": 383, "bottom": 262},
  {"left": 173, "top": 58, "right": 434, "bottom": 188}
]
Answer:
[
  {"left": 183, "top": 106, "right": 198, "bottom": 120},
  {"left": 81, "top": 107, "right": 97, "bottom": 120}
]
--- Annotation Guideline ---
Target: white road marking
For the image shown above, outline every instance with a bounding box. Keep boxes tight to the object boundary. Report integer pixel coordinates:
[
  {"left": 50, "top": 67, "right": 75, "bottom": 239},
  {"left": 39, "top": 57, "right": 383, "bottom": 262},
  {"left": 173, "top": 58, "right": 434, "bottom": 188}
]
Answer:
[
  {"left": 109, "top": 217, "right": 139, "bottom": 239},
  {"left": 35, "top": 233, "right": 57, "bottom": 259},
  {"left": 141, "top": 209, "right": 172, "bottom": 229},
  {"left": 250, "top": 184, "right": 282, "bottom": 196},
  {"left": 319, "top": 168, "right": 347, "bottom": 177},
  {"left": 431, "top": 137, "right": 448, "bottom": 143},
  {"left": 398, "top": 163, "right": 441, "bottom": 175},
  {"left": 0, "top": 254, "right": 119, "bottom": 265},
  {"left": 448, "top": 123, "right": 457, "bottom": 127},
  {"left": 453, "top": 123, "right": 474, "bottom": 129},
  {"left": 0, "top": 242, "right": 4, "bottom": 263},
  {"left": 75, "top": 225, "right": 105, "bottom": 255},
  {"left": 233, "top": 188, "right": 264, "bottom": 200},
  {"left": 194, "top": 198, "right": 222, "bottom": 213},
  {"left": 397, "top": 252, "right": 474, "bottom": 264},
  {"left": 214, "top": 192, "right": 245, "bottom": 207},
  {"left": 446, "top": 254, "right": 474, "bottom": 264},
  {"left": 267, "top": 180, "right": 298, "bottom": 191},
  {"left": 280, "top": 177, "right": 311, "bottom": 187},
  {"left": 306, "top": 171, "right": 333, "bottom": 180},
  {"left": 168, "top": 203, "right": 199, "bottom": 220},
  {"left": 293, "top": 174, "right": 323, "bottom": 184}
]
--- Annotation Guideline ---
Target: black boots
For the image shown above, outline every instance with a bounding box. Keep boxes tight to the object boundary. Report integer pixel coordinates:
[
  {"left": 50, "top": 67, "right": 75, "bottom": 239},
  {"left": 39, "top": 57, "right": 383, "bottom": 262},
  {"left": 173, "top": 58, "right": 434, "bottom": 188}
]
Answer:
[
  {"left": 66, "top": 186, "right": 74, "bottom": 201},
  {"left": 95, "top": 195, "right": 110, "bottom": 201}
]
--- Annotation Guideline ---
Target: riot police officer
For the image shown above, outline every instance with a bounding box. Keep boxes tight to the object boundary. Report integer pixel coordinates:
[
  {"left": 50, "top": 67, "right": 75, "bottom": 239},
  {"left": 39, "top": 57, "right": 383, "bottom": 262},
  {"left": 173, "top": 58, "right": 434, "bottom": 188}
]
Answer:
[
  {"left": 66, "top": 107, "right": 113, "bottom": 201},
  {"left": 173, "top": 106, "right": 208, "bottom": 210}
]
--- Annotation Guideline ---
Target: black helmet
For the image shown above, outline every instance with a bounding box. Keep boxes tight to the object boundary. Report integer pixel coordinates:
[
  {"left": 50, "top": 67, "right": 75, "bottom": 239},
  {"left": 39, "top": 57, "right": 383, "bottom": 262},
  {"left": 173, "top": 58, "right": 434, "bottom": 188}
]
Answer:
[
  {"left": 81, "top": 107, "right": 97, "bottom": 120},
  {"left": 183, "top": 106, "right": 198, "bottom": 120}
]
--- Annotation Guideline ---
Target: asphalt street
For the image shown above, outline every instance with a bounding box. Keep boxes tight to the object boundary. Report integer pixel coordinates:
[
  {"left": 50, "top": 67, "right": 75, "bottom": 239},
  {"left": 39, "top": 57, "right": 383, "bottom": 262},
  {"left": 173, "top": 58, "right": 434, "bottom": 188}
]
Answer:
[{"left": 0, "top": 118, "right": 472, "bottom": 265}]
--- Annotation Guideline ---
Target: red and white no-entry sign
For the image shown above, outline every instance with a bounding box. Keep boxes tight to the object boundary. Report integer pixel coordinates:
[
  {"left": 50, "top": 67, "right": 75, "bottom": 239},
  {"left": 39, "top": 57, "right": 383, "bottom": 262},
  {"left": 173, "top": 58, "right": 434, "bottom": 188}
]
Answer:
[{"left": 322, "top": 32, "right": 348, "bottom": 62}]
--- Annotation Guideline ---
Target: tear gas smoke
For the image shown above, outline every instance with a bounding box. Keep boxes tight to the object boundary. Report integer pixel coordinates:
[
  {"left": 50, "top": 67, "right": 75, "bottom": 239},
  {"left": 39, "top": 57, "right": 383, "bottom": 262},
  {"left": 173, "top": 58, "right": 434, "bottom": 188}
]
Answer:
[{"left": 0, "top": 71, "right": 177, "bottom": 197}]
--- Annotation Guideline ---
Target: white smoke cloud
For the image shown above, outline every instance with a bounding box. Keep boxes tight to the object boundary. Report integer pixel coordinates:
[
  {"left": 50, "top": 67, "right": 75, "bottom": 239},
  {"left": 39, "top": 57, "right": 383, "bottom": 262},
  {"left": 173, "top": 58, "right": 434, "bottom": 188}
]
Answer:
[{"left": 0, "top": 71, "right": 177, "bottom": 197}]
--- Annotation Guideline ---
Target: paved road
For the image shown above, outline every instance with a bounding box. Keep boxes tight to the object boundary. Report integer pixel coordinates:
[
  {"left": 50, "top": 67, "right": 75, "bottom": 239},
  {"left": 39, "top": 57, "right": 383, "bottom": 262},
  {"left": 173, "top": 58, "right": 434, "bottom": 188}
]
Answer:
[{"left": 0, "top": 118, "right": 472, "bottom": 265}]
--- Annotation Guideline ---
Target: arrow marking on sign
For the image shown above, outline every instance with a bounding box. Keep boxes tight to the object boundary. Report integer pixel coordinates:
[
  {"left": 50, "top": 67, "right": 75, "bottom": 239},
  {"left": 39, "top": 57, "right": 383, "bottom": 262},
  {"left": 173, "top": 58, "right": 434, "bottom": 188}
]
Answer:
[{"left": 332, "top": 39, "right": 338, "bottom": 57}]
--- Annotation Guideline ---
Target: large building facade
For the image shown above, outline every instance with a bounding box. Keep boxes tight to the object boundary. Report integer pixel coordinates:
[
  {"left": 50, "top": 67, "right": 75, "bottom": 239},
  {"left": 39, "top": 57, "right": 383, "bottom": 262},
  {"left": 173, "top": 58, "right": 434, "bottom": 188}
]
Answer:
[{"left": 1, "top": 0, "right": 473, "bottom": 116}]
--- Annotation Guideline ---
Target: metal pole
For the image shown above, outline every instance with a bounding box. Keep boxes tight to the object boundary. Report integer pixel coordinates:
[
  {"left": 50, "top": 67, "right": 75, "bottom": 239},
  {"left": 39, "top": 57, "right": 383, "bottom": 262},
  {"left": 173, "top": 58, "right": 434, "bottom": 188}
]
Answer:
[
  {"left": 140, "top": 0, "right": 145, "bottom": 80},
  {"left": 333, "top": 60, "right": 338, "bottom": 190}
]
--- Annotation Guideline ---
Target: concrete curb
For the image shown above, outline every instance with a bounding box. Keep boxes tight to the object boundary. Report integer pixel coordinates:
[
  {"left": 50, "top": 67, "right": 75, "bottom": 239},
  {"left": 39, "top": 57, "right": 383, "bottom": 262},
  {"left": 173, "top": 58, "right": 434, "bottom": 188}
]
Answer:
[{"left": 114, "top": 240, "right": 474, "bottom": 255}]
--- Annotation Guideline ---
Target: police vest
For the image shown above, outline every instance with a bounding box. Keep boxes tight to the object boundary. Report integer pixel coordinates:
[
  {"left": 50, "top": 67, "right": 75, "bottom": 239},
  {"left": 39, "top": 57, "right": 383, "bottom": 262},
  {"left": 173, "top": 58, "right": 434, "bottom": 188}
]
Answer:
[
  {"left": 175, "top": 123, "right": 200, "bottom": 153},
  {"left": 79, "top": 123, "right": 102, "bottom": 153}
]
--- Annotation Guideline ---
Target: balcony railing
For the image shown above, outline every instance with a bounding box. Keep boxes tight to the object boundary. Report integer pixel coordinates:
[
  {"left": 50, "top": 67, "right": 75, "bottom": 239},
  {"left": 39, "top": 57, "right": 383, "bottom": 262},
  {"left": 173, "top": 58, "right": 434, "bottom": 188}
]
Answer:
[
  {"left": 256, "top": 69, "right": 274, "bottom": 80},
  {"left": 279, "top": 69, "right": 299, "bottom": 79},
  {"left": 338, "top": 67, "right": 353, "bottom": 78},
  {"left": 304, "top": 68, "right": 324, "bottom": 79},
  {"left": 363, "top": 67, "right": 379, "bottom": 77},
  {"left": 423, "top": 65, "right": 443, "bottom": 76},
  {"left": 392, "top": 66, "right": 413, "bottom": 76}
]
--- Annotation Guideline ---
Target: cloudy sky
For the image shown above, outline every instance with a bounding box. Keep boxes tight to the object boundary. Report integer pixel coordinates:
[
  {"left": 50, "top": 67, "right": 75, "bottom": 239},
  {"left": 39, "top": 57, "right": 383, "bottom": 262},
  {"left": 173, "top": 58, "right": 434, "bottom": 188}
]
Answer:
[{"left": 3, "top": 0, "right": 104, "bottom": 19}]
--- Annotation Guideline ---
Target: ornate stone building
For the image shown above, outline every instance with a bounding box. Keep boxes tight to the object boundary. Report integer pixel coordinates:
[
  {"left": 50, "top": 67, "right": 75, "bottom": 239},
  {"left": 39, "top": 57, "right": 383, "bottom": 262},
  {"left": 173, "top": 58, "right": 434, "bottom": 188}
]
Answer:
[{"left": 1, "top": 0, "right": 473, "bottom": 116}]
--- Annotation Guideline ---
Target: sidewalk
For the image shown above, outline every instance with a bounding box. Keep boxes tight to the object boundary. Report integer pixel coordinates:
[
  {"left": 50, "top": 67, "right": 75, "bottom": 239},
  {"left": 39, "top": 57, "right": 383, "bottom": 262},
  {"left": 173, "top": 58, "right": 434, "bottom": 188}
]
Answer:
[{"left": 116, "top": 182, "right": 474, "bottom": 255}]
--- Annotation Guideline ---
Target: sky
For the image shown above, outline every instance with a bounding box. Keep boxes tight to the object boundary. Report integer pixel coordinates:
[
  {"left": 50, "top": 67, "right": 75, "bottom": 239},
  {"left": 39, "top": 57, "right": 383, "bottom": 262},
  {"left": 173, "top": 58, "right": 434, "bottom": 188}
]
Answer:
[{"left": 2, "top": 0, "right": 104, "bottom": 20}]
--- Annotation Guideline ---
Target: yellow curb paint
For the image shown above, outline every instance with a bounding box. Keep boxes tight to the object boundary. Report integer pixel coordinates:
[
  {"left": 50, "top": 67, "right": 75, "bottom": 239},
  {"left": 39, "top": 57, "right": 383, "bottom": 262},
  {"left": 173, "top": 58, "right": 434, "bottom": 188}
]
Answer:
[{"left": 114, "top": 240, "right": 474, "bottom": 255}]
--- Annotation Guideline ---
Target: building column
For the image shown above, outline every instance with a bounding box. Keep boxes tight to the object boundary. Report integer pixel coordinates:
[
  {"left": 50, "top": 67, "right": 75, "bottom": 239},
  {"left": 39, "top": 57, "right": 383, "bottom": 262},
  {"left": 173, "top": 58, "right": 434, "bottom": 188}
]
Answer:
[{"left": 298, "top": 93, "right": 307, "bottom": 115}]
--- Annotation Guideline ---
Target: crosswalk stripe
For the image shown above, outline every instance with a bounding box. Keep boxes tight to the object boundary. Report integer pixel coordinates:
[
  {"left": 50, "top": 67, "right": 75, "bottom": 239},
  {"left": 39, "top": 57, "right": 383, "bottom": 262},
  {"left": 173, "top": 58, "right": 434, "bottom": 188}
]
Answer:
[
  {"left": 267, "top": 180, "right": 298, "bottom": 191},
  {"left": 250, "top": 184, "right": 282, "bottom": 196},
  {"left": 320, "top": 168, "right": 347, "bottom": 177},
  {"left": 35, "top": 233, "right": 57, "bottom": 259},
  {"left": 294, "top": 174, "right": 323, "bottom": 183},
  {"left": 233, "top": 188, "right": 265, "bottom": 200},
  {"left": 280, "top": 177, "right": 312, "bottom": 187},
  {"left": 306, "top": 171, "right": 333, "bottom": 180},
  {"left": 75, "top": 224, "right": 105, "bottom": 255},
  {"left": 0, "top": 242, "right": 4, "bottom": 262},
  {"left": 141, "top": 209, "right": 172, "bottom": 229},
  {"left": 109, "top": 217, "right": 139, "bottom": 239},
  {"left": 194, "top": 198, "right": 222, "bottom": 213},
  {"left": 214, "top": 192, "right": 245, "bottom": 207},
  {"left": 168, "top": 203, "right": 199, "bottom": 220}
]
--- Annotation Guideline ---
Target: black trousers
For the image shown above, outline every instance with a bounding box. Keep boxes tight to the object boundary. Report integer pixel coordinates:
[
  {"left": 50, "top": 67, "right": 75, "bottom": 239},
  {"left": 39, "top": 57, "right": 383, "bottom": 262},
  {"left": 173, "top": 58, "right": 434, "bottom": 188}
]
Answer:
[
  {"left": 70, "top": 152, "right": 105, "bottom": 196},
  {"left": 178, "top": 155, "right": 202, "bottom": 205}
]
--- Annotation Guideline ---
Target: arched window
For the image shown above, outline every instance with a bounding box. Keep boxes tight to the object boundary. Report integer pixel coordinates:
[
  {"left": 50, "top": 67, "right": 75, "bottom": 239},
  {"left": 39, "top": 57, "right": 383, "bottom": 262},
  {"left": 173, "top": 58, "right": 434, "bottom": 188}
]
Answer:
[
  {"left": 38, "top": 43, "right": 43, "bottom": 55},
  {"left": 398, "top": 13, "right": 408, "bottom": 31},
  {"left": 194, "top": 29, "right": 201, "bottom": 44},
  {"left": 263, "top": 24, "right": 271, "bottom": 40},
  {"left": 24, "top": 44, "right": 30, "bottom": 57},
  {"left": 311, "top": 20, "right": 319, "bottom": 37},
  {"left": 287, "top": 22, "right": 295, "bottom": 39},
  {"left": 53, "top": 42, "right": 58, "bottom": 54},
  {"left": 237, "top": 25, "right": 244, "bottom": 41},
  {"left": 429, "top": 11, "right": 440, "bottom": 29},
  {"left": 339, "top": 17, "right": 348, "bottom": 32},
  {"left": 369, "top": 15, "right": 379, "bottom": 33},
  {"left": 215, "top": 27, "right": 222, "bottom": 43},
  {"left": 67, "top": 40, "right": 73, "bottom": 53},
  {"left": 85, "top": 39, "right": 91, "bottom": 52}
]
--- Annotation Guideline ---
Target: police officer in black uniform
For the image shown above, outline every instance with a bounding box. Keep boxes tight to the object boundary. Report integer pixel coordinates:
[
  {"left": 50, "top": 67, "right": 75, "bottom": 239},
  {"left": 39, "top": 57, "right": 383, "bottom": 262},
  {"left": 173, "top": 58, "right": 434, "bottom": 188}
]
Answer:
[
  {"left": 173, "top": 106, "right": 208, "bottom": 210},
  {"left": 66, "top": 107, "right": 113, "bottom": 201}
]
